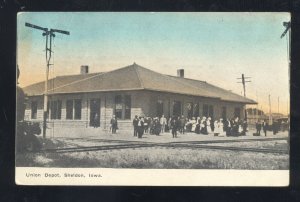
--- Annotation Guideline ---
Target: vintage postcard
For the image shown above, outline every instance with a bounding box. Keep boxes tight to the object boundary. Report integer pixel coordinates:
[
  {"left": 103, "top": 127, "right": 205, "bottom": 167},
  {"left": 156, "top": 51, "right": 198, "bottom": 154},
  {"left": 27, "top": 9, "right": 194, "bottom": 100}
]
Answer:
[{"left": 16, "top": 12, "right": 290, "bottom": 186}]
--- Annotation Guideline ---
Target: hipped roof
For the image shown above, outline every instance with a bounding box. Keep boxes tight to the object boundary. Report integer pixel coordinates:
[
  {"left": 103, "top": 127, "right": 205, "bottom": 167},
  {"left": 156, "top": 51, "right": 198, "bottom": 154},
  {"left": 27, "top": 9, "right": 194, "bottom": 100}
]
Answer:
[{"left": 23, "top": 63, "right": 256, "bottom": 104}]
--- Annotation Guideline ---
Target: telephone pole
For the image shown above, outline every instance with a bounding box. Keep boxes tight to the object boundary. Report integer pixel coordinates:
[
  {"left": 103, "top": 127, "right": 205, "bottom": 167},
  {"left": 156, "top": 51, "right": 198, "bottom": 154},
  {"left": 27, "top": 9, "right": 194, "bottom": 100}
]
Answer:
[
  {"left": 25, "top": 22, "right": 70, "bottom": 138},
  {"left": 256, "top": 91, "right": 258, "bottom": 122},
  {"left": 281, "top": 22, "right": 290, "bottom": 118},
  {"left": 269, "top": 94, "right": 273, "bottom": 125},
  {"left": 287, "top": 99, "right": 289, "bottom": 116},
  {"left": 278, "top": 96, "right": 280, "bottom": 114},
  {"left": 237, "top": 74, "right": 251, "bottom": 97},
  {"left": 280, "top": 21, "right": 291, "bottom": 58},
  {"left": 237, "top": 74, "right": 251, "bottom": 121}
]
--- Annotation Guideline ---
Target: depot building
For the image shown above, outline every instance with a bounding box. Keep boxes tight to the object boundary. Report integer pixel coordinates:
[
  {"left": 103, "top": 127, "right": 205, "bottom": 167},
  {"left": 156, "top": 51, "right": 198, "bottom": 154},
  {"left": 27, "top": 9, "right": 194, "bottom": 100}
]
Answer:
[{"left": 23, "top": 63, "right": 256, "bottom": 131}]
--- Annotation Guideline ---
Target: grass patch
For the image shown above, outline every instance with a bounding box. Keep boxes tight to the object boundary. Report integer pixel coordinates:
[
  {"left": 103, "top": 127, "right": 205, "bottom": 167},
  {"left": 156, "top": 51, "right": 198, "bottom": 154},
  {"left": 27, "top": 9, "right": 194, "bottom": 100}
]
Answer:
[
  {"left": 16, "top": 137, "right": 289, "bottom": 169},
  {"left": 16, "top": 147, "right": 289, "bottom": 169}
]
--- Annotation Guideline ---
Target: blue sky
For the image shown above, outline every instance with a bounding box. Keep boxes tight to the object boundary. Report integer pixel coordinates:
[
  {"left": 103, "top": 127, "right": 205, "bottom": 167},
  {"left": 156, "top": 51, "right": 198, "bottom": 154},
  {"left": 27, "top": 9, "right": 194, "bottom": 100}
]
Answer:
[{"left": 17, "top": 12, "right": 290, "bottom": 114}]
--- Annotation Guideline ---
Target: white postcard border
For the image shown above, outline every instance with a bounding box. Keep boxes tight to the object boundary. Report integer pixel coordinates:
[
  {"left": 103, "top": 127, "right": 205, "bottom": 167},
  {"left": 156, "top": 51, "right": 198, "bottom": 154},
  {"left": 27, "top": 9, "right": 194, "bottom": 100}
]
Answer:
[{"left": 16, "top": 167, "right": 289, "bottom": 186}]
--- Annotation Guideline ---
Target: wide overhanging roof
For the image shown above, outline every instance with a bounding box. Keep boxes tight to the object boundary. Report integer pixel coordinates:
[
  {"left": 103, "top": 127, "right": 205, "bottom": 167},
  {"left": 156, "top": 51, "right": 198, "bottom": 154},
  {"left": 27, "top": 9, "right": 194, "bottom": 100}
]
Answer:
[{"left": 23, "top": 63, "right": 257, "bottom": 104}]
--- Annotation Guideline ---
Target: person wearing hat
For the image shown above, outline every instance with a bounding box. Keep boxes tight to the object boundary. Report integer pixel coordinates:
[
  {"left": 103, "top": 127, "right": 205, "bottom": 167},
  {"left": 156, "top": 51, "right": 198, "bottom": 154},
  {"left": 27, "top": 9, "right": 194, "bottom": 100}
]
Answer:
[
  {"left": 153, "top": 117, "right": 161, "bottom": 136},
  {"left": 110, "top": 115, "right": 118, "bottom": 134},
  {"left": 262, "top": 120, "right": 268, "bottom": 136},
  {"left": 200, "top": 117, "right": 207, "bottom": 134},
  {"left": 137, "top": 116, "right": 144, "bottom": 138},
  {"left": 242, "top": 119, "right": 248, "bottom": 136},
  {"left": 132, "top": 115, "right": 139, "bottom": 137},
  {"left": 170, "top": 116, "right": 179, "bottom": 138}
]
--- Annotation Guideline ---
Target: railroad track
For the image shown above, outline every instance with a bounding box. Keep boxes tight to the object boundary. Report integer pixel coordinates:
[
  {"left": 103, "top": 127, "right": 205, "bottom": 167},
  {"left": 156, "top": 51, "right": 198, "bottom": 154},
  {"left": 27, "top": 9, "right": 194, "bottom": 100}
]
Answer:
[
  {"left": 40, "top": 140, "right": 289, "bottom": 155},
  {"left": 61, "top": 136, "right": 288, "bottom": 145},
  {"left": 164, "top": 143, "right": 288, "bottom": 154},
  {"left": 169, "top": 137, "right": 288, "bottom": 144}
]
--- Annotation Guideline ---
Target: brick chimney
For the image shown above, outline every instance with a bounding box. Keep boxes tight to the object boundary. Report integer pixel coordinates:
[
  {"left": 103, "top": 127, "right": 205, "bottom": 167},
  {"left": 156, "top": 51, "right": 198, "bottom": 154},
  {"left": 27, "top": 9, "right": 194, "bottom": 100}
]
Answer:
[
  {"left": 177, "top": 69, "right": 184, "bottom": 78},
  {"left": 80, "top": 65, "right": 89, "bottom": 74}
]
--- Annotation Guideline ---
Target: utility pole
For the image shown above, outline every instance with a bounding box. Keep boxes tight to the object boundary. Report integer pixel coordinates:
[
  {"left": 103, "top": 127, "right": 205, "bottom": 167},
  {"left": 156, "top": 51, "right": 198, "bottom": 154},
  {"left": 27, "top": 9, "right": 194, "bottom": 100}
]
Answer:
[
  {"left": 281, "top": 22, "right": 290, "bottom": 119},
  {"left": 286, "top": 99, "right": 289, "bottom": 116},
  {"left": 280, "top": 22, "right": 291, "bottom": 58},
  {"left": 256, "top": 91, "right": 258, "bottom": 122},
  {"left": 269, "top": 94, "right": 273, "bottom": 125},
  {"left": 237, "top": 74, "right": 251, "bottom": 97},
  {"left": 25, "top": 22, "right": 70, "bottom": 138},
  {"left": 237, "top": 74, "right": 251, "bottom": 121},
  {"left": 278, "top": 96, "right": 280, "bottom": 114}
]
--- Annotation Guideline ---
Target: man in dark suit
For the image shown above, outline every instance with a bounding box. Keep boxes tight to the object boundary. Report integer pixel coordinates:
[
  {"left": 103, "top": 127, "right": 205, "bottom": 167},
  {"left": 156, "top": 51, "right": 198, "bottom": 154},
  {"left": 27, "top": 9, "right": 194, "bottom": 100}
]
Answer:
[
  {"left": 110, "top": 115, "right": 118, "bottom": 134},
  {"left": 262, "top": 120, "right": 268, "bottom": 136},
  {"left": 132, "top": 115, "right": 139, "bottom": 137},
  {"left": 137, "top": 117, "right": 144, "bottom": 138},
  {"left": 256, "top": 121, "right": 262, "bottom": 136},
  {"left": 171, "top": 116, "right": 179, "bottom": 138}
]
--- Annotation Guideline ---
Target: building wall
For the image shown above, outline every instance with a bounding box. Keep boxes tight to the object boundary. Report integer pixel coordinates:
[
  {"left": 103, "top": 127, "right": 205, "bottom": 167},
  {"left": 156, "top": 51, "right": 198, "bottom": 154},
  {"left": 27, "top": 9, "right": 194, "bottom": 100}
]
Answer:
[
  {"left": 143, "top": 91, "right": 245, "bottom": 121},
  {"left": 24, "top": 90, "right": 147, "bottom": 130},
  {"left": 24, "top": 90, "right": 246, "bottom": 134}
]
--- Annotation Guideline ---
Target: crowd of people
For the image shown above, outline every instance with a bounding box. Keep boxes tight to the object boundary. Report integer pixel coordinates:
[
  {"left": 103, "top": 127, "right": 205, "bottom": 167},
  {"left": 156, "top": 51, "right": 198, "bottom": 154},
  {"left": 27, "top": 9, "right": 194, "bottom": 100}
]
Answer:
[
  {"left": 255, "top": 119, "right": 284, "bottom": 136},
  {"left": 109, "top": 114, "right": 287, "bottom": 138},
  {"left": 129, "top": 114, "right": 248, "bottom": 138}
]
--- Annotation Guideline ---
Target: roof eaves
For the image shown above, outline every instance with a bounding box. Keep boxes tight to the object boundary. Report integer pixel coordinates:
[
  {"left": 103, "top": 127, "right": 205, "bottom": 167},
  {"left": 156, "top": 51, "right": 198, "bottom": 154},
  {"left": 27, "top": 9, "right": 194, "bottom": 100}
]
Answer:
[
  {"left": 223, "top": 99, "right": 257, "bottom": 104},
  {"left": 45, "top": 87, "right": 145, "bottom": 95},
  {"left": 144, "top": 88, "right": 221, "bottom": 100}
]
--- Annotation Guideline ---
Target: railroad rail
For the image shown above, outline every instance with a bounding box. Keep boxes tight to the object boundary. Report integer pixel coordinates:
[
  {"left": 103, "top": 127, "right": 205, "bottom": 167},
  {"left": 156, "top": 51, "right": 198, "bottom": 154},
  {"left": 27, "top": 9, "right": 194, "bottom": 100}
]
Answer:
[
  {"left": 61, "top": 136, "right": 288, "bottom": 145},
  {"left": 40, "top": 139, "right": 289, "bottom": 155}
]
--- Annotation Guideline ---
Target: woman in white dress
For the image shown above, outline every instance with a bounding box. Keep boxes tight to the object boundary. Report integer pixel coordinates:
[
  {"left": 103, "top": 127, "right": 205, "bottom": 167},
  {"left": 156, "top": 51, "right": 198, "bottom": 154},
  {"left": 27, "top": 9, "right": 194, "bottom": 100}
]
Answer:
[
  {"left": 218, "top": 118, "right": 225, "bottom": 137},
  {"left": 191, "top": 117, "right": 197, "bottom": 132},
  {"left": 214, "top": 120, "right": 219, "bottom": 136},
  {"left": 206, "top": 117, "right": 212, "bottom": 134}
]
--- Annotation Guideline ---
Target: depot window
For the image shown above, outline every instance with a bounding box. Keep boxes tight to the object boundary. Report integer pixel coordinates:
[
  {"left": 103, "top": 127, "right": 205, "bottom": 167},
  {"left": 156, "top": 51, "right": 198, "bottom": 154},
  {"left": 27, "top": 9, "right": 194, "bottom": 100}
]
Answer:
[
  {"left": 193, "top": 103, "right": 199, "bottom": 118},
  {"left": 49, "top": 100, "right": 62, "bottom": 120},
  {"left": 66, "top": 99, "right": 82, "bottom": 120},
  {"left": 203, "top": 104, "right": 214, "bottom": 119},
  {"left": 186, "top": 102, "right": 193, "bottom": 119},
  {"left": 222, "top": 106, "right": 227, "bottom": 119},
  {"left": 172, "top": 100, "right": 182, "bottom": 117},
  {"left": 156, "top": 100, "right": 164, "bottom": 117},
  {"left": 115, "top": 95, "right": 131, "bottom": 120},
  {"left": 31, "top": 101, "right": 38, "bottom": 119},
  {"left": 234, "top": 107, "right": 241, "bottom": 119}
]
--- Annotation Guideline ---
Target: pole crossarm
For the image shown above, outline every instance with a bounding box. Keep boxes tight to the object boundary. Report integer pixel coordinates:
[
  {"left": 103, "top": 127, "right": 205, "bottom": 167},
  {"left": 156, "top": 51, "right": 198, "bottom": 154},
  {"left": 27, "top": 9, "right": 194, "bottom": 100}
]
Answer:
[
  {"left": 280, "top": 21, "right": 291, "bottom": 39},
  {"left": 25, "top": 22, "right": 48, "bottom": 32},
  {"left": 26, "top": 22, "right": 70, "bottom": 36},
  {"left": 50, "top": 28, "right": 70, "bottom": 35}
]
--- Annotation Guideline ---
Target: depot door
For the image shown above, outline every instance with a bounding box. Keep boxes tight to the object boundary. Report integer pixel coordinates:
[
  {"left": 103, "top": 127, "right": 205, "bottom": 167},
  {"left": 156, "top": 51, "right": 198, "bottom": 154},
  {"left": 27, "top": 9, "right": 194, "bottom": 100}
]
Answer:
[{"left": 90, "top": 99, "right": 100, "bottom": 127}]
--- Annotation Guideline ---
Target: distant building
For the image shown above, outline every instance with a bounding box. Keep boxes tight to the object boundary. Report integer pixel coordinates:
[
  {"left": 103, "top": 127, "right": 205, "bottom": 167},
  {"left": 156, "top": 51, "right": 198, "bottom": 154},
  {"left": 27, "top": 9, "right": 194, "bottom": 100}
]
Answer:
[
  {"left": 246, "top": 108, "right": 268, "bottom": 125},
  {"left": 264, "top": 113, "right": 289, "bottom": 124},
  {"left": 23, "top": 63, "right": 256, "bottom": 134},
  {"left": 247, "top": 108, "right": 289, "bottom": 130}
]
